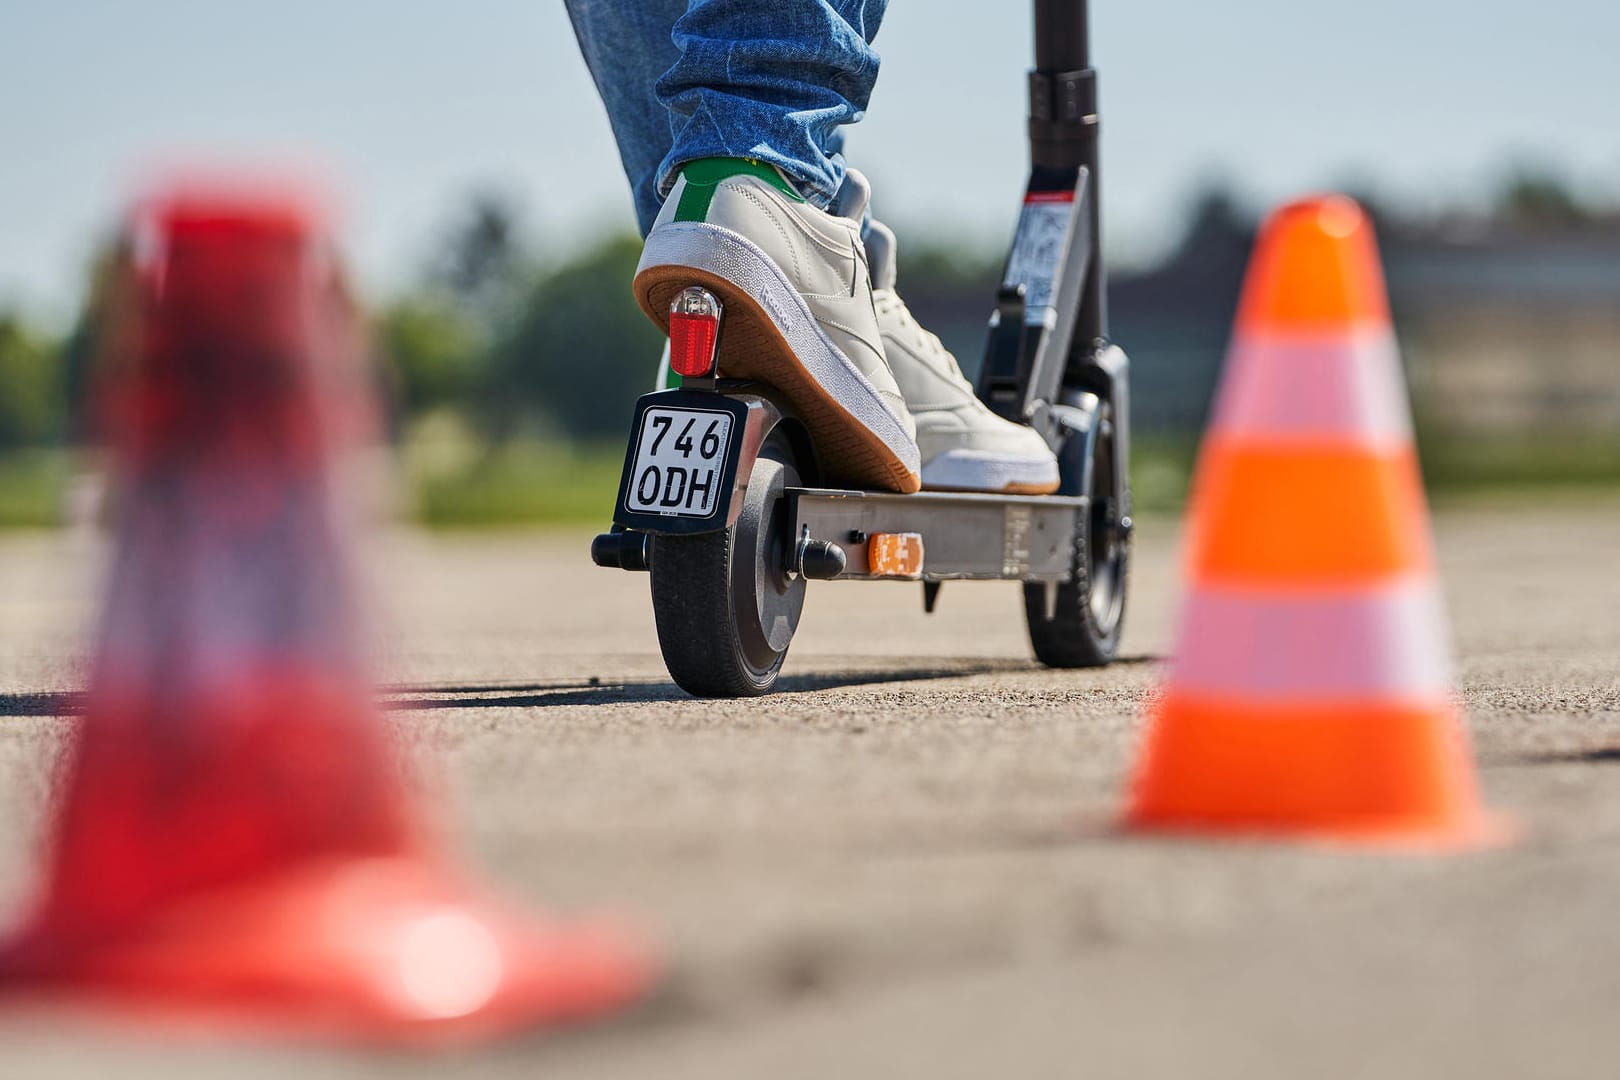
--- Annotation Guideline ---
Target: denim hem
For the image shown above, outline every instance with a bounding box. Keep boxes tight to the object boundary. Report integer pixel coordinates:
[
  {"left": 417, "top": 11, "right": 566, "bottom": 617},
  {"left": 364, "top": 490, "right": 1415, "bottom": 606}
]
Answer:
[{"left": 567, "top": 0, "right": 887, "bottom": 232}]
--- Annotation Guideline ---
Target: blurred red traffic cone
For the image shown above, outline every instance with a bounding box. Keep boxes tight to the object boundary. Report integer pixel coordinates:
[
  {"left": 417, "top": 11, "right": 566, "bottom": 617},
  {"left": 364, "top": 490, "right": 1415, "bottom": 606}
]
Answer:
[
  {"left": 1125, "top": 195, "right": 1508, "bottom": 848},
  {"left": 0, "top": 183, "right": 654, "bottom": 1042}
]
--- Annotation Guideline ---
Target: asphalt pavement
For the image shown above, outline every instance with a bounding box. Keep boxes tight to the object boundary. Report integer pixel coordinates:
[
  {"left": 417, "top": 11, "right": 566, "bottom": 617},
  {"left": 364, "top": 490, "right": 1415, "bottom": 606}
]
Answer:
[{"left": 1, "top": 495, "right": 1618, "bottom": 1078}]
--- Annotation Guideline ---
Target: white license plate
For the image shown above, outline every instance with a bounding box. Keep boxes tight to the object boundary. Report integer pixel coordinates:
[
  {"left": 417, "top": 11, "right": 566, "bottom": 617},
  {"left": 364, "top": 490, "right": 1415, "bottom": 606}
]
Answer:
[{"left": 625, "top": 406, "right": 733, "bottom": 517}]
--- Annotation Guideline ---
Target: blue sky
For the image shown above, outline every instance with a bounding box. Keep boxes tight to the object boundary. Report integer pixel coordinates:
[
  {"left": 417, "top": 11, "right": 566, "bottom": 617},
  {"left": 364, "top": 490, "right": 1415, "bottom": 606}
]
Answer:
[{"left": 2, "top": 0, "right": 1615, "bottom": 324}]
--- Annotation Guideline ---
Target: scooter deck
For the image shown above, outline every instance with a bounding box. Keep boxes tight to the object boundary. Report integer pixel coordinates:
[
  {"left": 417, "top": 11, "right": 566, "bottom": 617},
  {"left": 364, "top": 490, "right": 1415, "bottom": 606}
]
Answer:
[{"left": 788, "top": 487, "right": 1085, "bottom": 582}]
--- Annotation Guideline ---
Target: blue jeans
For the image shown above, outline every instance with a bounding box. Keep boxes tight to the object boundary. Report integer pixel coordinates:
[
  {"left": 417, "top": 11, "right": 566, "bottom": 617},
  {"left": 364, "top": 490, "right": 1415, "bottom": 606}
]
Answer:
[{"left": 564, "top": 0, "right": 888, "bottom": 236}]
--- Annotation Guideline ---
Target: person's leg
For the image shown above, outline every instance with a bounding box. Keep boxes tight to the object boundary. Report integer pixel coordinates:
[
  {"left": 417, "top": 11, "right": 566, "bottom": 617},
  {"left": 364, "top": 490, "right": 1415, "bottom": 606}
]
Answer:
[
  {"left": 568, "top": 1, "right": 1053, "bottom": 495},
  {"left": 629, "top": 3, "right": 918, "bottom": 491},
  {"left": 563, "top": 0, "right": 688, "bottom": 237},
  {"left": 654, "top": 0, "right": 886, "bottom": 208},
  {"left": 566, "top": 0, "right": 877, "bottom": 233},
  {"left": 580, "top": 1, "right": 913, "bottom": 491}
]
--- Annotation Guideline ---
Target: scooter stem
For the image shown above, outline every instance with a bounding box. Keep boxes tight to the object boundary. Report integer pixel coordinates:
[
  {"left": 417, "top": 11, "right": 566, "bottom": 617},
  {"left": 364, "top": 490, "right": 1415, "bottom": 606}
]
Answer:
[
  {"left": 1029, "top": 0, "right": 1105, "bottom": 348},
  {"left": 1033, "top": 0, "right": 1089, "bottom": 70}
]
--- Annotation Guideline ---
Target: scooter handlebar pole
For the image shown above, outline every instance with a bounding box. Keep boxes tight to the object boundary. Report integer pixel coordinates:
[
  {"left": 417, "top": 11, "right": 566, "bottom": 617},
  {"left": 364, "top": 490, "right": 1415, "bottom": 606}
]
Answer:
[
  {"left": 1034, "top": 0, "right": 1088, "bottom": 72},
  {"left": 1028, "top": 0, "right": 1105, "bottom": 344},
  {"left": 1028, "top": 0, "right": 1094, "bottom": 172}
]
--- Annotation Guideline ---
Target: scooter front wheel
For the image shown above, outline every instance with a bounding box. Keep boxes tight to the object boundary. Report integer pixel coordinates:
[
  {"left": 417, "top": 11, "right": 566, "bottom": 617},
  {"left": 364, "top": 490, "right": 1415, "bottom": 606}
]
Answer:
[{"left": 650, "top": 431, "right": 806, "bottom": 697}]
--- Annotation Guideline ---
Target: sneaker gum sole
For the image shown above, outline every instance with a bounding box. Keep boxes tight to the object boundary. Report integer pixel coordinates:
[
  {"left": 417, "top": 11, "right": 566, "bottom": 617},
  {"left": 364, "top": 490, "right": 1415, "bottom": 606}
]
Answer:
[{"left": 635, "top": 231, "right": 920, "bottom": 495}]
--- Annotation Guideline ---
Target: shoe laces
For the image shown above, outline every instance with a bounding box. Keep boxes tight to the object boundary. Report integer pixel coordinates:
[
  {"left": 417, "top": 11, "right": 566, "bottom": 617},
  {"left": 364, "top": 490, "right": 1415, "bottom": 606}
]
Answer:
[{"left": 873, "top": 288, "right": 970, "bottom": 386}]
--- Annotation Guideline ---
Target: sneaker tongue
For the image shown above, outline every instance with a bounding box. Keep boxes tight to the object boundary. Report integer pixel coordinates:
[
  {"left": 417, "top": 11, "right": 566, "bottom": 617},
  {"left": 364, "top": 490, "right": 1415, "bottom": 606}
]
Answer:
[
  {"left": 864, "top": 219, "right": 898, "bottom": 292},
  {"left": 831, "top": 168, "right": 872, "bottom": 224}
]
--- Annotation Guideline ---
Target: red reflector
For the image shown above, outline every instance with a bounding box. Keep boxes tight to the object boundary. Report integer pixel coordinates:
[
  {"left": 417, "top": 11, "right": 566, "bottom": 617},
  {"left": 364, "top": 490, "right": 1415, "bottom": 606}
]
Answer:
[{"left": 669, "top": 312, "right": 719, "bottom": 378}]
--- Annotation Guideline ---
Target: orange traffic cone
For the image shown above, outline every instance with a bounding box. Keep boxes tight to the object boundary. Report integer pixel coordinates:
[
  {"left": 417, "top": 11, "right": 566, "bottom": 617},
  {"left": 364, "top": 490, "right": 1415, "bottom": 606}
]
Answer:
[
  {"left": 1125, "top": 195, "right": 1507, "bottom": 848},
  {"left": 0, "top": 184, "right": 655, "bottom": 1041}
]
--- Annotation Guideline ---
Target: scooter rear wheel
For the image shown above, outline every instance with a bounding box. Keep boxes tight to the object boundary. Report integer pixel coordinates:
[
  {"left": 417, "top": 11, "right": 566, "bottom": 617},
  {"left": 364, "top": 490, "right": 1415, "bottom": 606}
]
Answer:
[
  {"left": 1024, "top": 399, "right": 1129, "bottom": 667},
  {"left": 650, "top": 431, "right": 806, "bottom": 697}
]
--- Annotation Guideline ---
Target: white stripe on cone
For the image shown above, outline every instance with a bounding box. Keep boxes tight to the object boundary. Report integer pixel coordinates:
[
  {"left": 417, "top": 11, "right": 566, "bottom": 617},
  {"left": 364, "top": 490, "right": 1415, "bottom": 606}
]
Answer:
[
  {"left": 1211, "top": 331, "right": 1412, "bottom": 450},
  {"left": 1167, "top": 575, "right": 1454, "bottom": 699}
]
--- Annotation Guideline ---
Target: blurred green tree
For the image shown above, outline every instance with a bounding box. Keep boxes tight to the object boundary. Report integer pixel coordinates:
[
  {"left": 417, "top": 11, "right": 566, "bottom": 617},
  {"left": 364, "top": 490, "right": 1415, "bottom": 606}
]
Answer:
[
  {"left": 484, "top": 233, "right": 663, "bottom": 442},
  {"left": 57, "top": 240, "right": 123, "bottom": 444},
  {"left": 378, "top": 296, "right": 480, "bottom": 415},
  {"left": 0, "top": 314, "right": 61, "bottom": 449},
  {"left": 431, "top": 190, "right": 534, "bottom": 329},
  {"left": 1497, "top": 165, "right": 1591, "bottom": 229},
  {"left": 377, "top": 191, "right": 536, "bottom": 425}
]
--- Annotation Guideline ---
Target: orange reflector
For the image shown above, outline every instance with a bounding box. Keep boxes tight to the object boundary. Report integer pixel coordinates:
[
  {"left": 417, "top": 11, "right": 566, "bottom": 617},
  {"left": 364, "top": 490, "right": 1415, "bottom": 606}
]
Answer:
[{"left": 867, "top": 532, "right": 924, "bottom": 578}]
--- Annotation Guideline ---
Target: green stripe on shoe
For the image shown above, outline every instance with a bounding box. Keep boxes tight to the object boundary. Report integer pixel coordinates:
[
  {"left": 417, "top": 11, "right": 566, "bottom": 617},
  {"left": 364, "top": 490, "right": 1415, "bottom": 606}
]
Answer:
[{"left": 673, "top": 157, "right": 805, "bottom": 223}]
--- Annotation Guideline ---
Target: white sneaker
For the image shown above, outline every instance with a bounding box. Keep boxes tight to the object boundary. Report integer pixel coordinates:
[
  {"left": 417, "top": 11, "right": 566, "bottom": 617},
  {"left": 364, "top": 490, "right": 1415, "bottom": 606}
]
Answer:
[
  {"left": 865, "top": 221, "right": 1060, "bottom": 495},
  {"left": 634, "top": 158, "right": 921, "bottom": 494}
]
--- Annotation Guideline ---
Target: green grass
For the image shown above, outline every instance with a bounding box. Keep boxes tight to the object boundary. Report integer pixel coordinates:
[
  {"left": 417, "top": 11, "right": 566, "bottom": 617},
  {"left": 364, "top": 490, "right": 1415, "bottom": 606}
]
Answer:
[
  {"left": 0, "top": 450, "right": 71, "bottom": 528},
  {"left": 408, "top": 434, "right": 1207, "bottom": 527},
  {"left": 1129, "top": 437, "right": 1199, "bottom": 513},
  {"left": 410, "top": 439, "right": 625, "bottom": 527},
  {"left": 4, "top": 428, "right": 1617, "bottom": 532},
  {"left": 1418, "top": 435, "right": 1620, "bottom": 497},
  {"left": 1125, "top": 432, "right": 1620, "bottom": 513}
]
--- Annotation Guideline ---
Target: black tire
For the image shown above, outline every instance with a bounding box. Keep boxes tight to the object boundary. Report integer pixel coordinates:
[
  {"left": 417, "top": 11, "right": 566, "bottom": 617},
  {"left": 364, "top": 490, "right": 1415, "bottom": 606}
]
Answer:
[
  {"left": 1024, "top": 401, "right": 1130, "bottom": 667},
  {"left": 650, "top": 433, "right": 806, "bottom": 697}
]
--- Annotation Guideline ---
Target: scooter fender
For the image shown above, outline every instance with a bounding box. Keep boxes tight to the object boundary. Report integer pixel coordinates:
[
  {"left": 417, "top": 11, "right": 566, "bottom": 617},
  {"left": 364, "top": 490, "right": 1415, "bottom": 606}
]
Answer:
[
  {"left": 1054, "top": 343, "right": 1130, "bottom": 511},
  {"left": 1092, "top": 343, "right": 1131, "bottom": 515}
]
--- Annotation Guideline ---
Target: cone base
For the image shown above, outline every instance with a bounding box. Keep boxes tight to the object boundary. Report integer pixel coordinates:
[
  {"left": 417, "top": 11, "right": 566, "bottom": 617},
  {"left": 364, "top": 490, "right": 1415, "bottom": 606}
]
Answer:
[
  {"left": 0, "top": 856, "right": 656, "bottom": 1047},
  {"left": 1125, "top": 694, "right": 1512, "bottom": 853},
  {"left": 1124, "top": 808, "right": 1517, "bottom": 853}
]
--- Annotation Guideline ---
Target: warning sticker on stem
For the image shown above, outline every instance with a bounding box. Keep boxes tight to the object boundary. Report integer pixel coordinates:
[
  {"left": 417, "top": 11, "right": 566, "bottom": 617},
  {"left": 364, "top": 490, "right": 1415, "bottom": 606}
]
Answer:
[{"left": 1003, "top": 192, "right": 1073, "bottom": 325}]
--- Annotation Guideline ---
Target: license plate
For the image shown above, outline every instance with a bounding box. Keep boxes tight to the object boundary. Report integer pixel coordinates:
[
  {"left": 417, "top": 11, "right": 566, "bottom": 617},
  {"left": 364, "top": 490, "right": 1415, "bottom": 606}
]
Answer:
[{"left": 624, "top": 406, "right": 734, "bottom": 518}]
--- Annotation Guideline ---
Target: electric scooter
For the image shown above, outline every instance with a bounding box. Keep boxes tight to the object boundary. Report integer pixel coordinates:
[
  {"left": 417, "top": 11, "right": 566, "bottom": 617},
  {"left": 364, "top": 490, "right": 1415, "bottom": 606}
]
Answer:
[{"left": 592, "top": 0, "right": 1131, "bottom": 698}]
